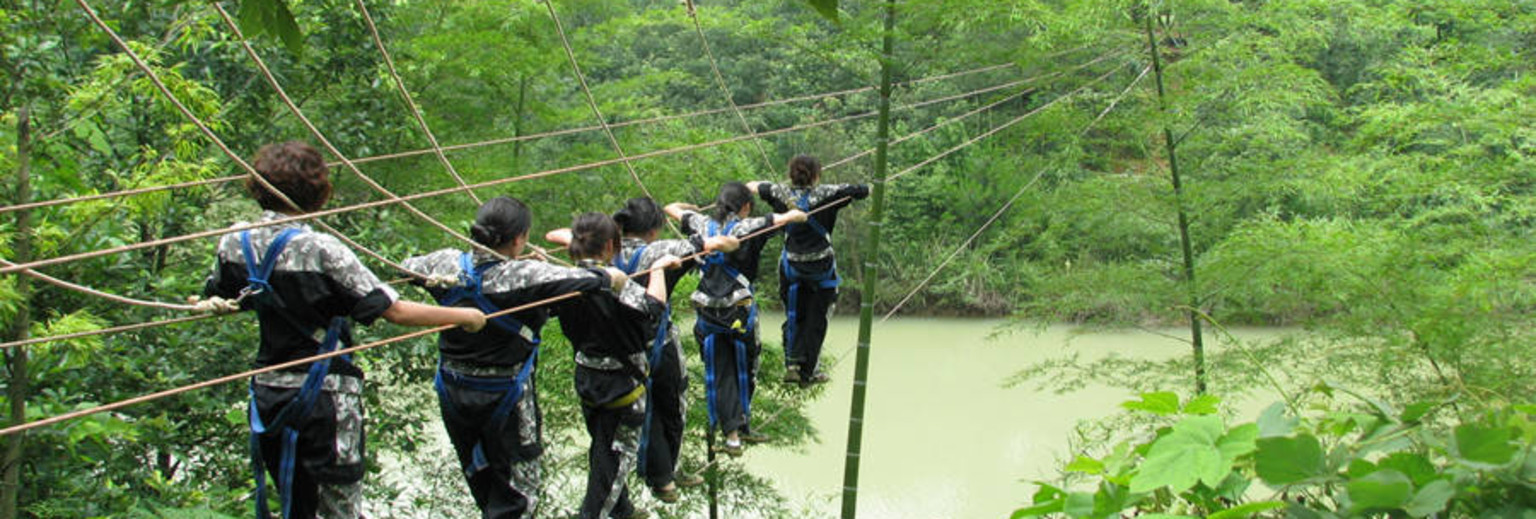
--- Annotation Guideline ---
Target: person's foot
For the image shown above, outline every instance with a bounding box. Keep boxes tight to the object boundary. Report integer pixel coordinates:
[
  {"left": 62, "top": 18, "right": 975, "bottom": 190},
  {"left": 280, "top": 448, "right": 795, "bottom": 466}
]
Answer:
[
  {"left": 804, "top": 369, "right": 830, "bottom": 385},
  {"left": 722, "top": 436, "right": 744, "bottom": 457},
  {"left": 675, "top": 472, "right": 705, "bottom": 488},
  {"left": 782, "top": 364, "right": 801, "bottom": 384},
  {"left": 740, "top": 429, "right": 771, "bottom": 444},
  {"left": 651, "top": 483, "right": 680, "bottom": 503}
]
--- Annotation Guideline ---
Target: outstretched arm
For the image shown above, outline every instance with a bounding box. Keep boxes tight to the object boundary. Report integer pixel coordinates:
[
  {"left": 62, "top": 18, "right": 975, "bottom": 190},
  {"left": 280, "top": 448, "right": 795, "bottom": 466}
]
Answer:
[
  {"left": 663, "top": 202, "right": 698, "bottom": 221},
  {"left": 544, "top": 228, "right": 572, "bottom": 246},
  {"left": 383, "top": 300, "right": 486, "bottom": 332},
  {"left": 772, "top": 209, "right": 809, "bottom": 226}
]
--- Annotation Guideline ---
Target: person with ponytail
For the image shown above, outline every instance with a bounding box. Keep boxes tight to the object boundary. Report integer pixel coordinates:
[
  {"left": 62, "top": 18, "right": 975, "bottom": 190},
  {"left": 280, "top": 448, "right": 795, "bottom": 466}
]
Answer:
[
  {"left": 545, "top": 198, "right": 738, "bottom": 503},
  {"left": 549, "top": 212, "right": 682, "bottom": 519},
  {"left": 663, "top": 183, "right": 806, "bottom": 456},
  {"left": 749, "top": 154, "right": 869, "bottom": 386},
  {"left": 403, "top": 197, "right": 625, "bottom": 519}
]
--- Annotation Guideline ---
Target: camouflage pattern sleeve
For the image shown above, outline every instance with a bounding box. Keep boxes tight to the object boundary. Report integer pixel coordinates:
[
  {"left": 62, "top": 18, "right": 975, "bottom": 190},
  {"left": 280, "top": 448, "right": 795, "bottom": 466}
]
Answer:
[{"left": 316, "top": 234, "right": 400, "bottom": 304}]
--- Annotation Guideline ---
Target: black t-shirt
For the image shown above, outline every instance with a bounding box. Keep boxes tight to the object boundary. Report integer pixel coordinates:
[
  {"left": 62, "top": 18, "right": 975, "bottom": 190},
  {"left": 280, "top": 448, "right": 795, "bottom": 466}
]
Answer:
[
  {"left": 551, "top": 259, "right": 666, "bottom": 406},
  {"left": 678, "top": 211, "right": 778, "bottom": 308}
]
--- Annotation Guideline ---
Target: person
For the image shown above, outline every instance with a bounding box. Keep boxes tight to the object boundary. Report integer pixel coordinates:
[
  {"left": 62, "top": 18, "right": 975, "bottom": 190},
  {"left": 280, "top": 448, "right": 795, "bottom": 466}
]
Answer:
[
  {"left": 402, "top": 196, "right": 624, "bottom": 519},
  {"left": 200, "top": 141, "right": 486, "bottom": 519},
  {"left": 549, "top": 212, "right": 680, "bottom": 519},
  {"left": 664, "top": 183, "right": 806, "bottom": 456},
  {"left": 545, "top": 198, "right": 738, "bottom": 503},
  {"left": 749, "top": 155, "right": 870, "bottom": 385}
]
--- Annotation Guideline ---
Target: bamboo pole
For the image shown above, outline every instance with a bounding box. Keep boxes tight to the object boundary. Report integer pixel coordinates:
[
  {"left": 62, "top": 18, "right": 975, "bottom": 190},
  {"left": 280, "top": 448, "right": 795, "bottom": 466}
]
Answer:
[
  {"left": 1144, "top": 7, "right": 1206, "bottom": 394},
  {"left": 2, "top": 107, "right": 33, "bottom": 519},
  {"left": 840, "top": 0, "right": 897, "bottom": 516}
]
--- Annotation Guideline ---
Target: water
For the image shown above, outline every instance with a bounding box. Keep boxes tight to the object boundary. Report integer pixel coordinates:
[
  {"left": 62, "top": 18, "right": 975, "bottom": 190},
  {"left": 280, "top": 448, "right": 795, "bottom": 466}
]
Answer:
[{"left": 745, "top": 315, "right": 1282, "bottom": 519}]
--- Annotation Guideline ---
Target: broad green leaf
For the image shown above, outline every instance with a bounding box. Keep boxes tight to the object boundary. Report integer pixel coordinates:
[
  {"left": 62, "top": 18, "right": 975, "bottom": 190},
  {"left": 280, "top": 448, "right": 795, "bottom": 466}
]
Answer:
[
  {"left": 1453, "top": 423, "right": 1517, "bottom": 468},
  {"left": 1208, "top": 501, "right": 1286, "bottom": 519},
  {"left": 1012, "top": 484, "right": 1066, "bottom": 518},
  {"left": 1063, "top": 492, "right": 1095, "bottom": 517},
  {"left": 802, "top": 0, "right": 838, "bottom": 22},
  {"left": 1257, "top": 402, "right": 1297, "bottom": 438},
  {"left": 1256, "top": 434, "right": 1326, "bottom": 485},
  {"left": 1123, "top": 392, "right": 1181, "bottom": 416},
  {"left": 1217, "top": 423, "right": 1260, "bottom": 460},
  {"left": 1377, "top": 452, "right": 1438, "bottom": 486},
  {"left": 1130, "top": 415, "right": 1229, "bottom": 493},
  {"left": 1404, "top": 479, "right": 1454, "bottom": 518},
  {"left": 237, "top": 0, "right": 304, "bottom": 56},
  {"left": 1064, "top": 455, "right": 1105, "bottom": 475},
  {"left": 1401, "top": 401, "right": 1437, "bottom": 423},
  {"left": 1184, "top": 394, "right": 1222, "bottom": 415},
  {"left": 1346, "top": 469, "right": 1413, "bottom": 511}
]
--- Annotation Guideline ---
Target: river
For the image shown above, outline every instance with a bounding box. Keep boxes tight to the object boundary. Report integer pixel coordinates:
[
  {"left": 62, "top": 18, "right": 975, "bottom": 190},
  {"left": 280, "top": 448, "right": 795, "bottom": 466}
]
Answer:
[{"left": 745, "top": 315, "right": 1284, "bottom": 519}]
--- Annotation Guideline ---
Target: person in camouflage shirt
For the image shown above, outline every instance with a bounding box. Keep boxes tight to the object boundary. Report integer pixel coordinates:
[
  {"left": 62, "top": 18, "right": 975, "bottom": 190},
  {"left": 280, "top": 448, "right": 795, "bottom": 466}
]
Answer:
[
  {"left": 547, "top": 198, "right": 739, "bottom": 503},
  {"left": 749, "top": 155, "right": 869, "bottom": 386},
  {"left": 664, "top": 183, "right": 806, "bottom": 456},
  {"left": 203, "top": 141, "right": 484, "bottom": 518},
  {"left": 403, "top": 196, "right": 624, "bottom": 519},
  {"left": 550, "top": 212, "right": 681, "bottom": 519}
]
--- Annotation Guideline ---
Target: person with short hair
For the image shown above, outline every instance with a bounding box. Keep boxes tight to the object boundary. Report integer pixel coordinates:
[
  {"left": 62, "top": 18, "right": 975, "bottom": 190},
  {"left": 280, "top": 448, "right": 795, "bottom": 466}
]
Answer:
[
  {"left": 404, "top": 196, "right": 623, "bottom": 519},
  {"left": 748, "top": 154, "right": 869, "bottom": 386},
  {"left": 203, "top": 141, "right": 485, "bottom": 518},
  {"left": 551, "top": 212, "right": 681, "bottom": 519},
  {"left": 664, "top": 183, "right": 805, "bottom": 455}
]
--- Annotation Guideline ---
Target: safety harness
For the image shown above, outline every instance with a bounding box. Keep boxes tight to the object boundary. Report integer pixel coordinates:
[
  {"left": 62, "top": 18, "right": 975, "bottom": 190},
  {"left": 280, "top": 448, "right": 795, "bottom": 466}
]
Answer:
[
  {"left": 432, "top": 252, "right": 540, "bottom": 479},
  {"left": 241, "top": 227, "right": 348, "bottom": 519},
  {"left": 781, "top": 191, "right": 840, "bottom": 362},
  {"left": 695, "top": 220, "right": 755, "bottom": 428}
]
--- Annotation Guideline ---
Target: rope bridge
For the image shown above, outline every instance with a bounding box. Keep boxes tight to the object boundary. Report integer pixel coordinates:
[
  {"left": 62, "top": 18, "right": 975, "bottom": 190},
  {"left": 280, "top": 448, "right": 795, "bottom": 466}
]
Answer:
[{"left": 0, "top": 0, "right": 1149, "bottom": 514}]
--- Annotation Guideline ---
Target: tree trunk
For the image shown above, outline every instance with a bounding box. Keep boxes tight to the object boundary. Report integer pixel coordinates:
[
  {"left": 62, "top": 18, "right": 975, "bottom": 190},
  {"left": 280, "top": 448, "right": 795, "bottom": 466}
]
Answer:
[
  {"left": 1145, "top": 8, "right": 1206, "bottom": 394},
  {"left": 841, "top": 1, "right": 897, "bottom": 517},
  {"left": 3, "top": 106, "right": 34, "bottom": 519}
]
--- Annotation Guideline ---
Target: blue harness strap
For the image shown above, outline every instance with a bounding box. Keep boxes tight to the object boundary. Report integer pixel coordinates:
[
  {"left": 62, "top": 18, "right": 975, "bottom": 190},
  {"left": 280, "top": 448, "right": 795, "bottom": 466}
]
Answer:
[
  {"left": 694, "top": 306, "right": 755, "bottom": 429},
  {"left": 781, "top": 194, "right": 840, "bottom": 362},
  {"left": 613, "top": 243, "right": 649, "bottom": 275},
  {"left": 435, "top": 252, "right": 540, "bottom": 344},
  {"left": 433, "top": 348, "right": 538, "bottom": 478},
  {"left": 635, "top": 305, "right": 671, "bottom": 470},
  {"left": 241, "top": 228, "right": 346, "bottom": 519}
]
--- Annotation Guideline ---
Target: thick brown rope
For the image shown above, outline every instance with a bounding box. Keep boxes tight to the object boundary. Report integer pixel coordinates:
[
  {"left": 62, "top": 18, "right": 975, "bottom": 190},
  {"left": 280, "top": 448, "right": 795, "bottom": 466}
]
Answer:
[
  {"left": 210, "top": 4, "right": 504, "bottom": 261},
  {"left": 69, "top": 0, "right": 427, "bottom": 280},
  {"left": 687, "top": 1, "right": 777, "bottom": 174},
  {"left": 0, "top": 67, "right": 1028, "bottom": 277}
]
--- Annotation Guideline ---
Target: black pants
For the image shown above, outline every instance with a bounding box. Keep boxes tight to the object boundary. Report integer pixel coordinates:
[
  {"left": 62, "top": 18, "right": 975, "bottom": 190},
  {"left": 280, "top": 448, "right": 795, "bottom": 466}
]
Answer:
[
  {"left": 694, "top": 305, "right": 761, "bottom": 433},
  {"left": 779, "top": 258, "right": 838, "bottom": 375},
  {"left": 580, "top": 397, "right": 644, "bottom": 519},
  {"left": 252, "top": 374, "right": 365, "bottom": 519},
  {"left": 437, "top": 369, "right": 542, "bottom": 519},
  {"left": 641, "top": 335, "right": 687, "bottom": 489}
]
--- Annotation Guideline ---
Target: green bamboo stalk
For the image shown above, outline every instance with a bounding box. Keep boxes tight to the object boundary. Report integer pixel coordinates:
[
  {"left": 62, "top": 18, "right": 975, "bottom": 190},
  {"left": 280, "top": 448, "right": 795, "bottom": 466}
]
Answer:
[
  {"left": 2, "top": 107, "right": 33, "bottom": 519},
  {"left": 840, "top": 0, "right": 897, "bottom": 517},
  {"left": 1144, "top": 8, "right": 1206, "bottom": 394}
]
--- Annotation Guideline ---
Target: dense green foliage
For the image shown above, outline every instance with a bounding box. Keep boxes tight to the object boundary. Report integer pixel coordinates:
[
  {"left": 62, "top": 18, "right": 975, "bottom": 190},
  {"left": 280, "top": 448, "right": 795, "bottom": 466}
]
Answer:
[
  {"left": 1, "top": 0, "right": 1532, "bottom": 517},
  {"left": 1015, "top": 392, "right": 1536, "bottom": 517}
]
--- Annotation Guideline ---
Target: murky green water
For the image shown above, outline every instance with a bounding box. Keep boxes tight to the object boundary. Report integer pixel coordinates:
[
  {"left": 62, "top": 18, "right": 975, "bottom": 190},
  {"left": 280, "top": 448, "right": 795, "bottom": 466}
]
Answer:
[{"left": 744, "top": 315, "right": 1284, "bottom": 519}]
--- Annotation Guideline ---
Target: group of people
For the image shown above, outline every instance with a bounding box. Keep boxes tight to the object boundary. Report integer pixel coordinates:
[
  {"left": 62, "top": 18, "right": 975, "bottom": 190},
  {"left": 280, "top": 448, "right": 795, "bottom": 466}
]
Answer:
[{"left": 203, "top": 141, "right": 867, "bottom": 518}]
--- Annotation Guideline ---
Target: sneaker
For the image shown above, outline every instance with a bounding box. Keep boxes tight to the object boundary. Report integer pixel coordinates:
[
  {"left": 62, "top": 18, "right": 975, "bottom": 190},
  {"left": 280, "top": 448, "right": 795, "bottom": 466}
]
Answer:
[
  {"left": 651, "top": 484, "right": 680, "bottom": 503},
  {"left": 722, "top": 437, "right": 744, "bottom": 457},
  {"left": 805, "top": 370, "right": 830, "bottom": 385},
  {"left": 782, "top": 365, "right": 801, "bottom": 384},
  {"left": 741, "top": 430, "right": 772, "bottom": 444},
  {"left": 675, "top": 472, "right": 705, "bottom": 488}
]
